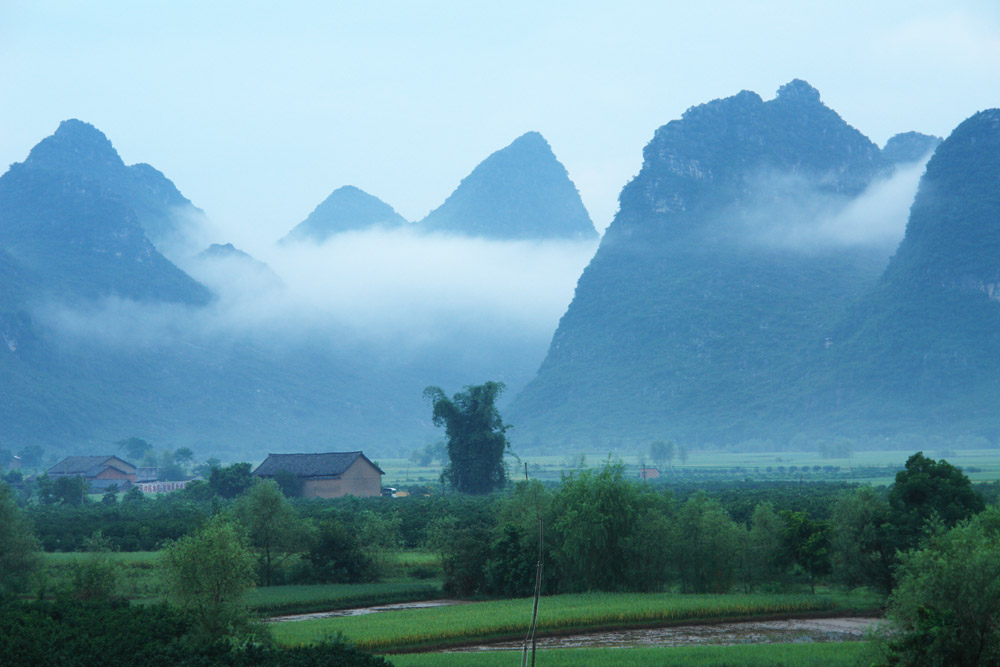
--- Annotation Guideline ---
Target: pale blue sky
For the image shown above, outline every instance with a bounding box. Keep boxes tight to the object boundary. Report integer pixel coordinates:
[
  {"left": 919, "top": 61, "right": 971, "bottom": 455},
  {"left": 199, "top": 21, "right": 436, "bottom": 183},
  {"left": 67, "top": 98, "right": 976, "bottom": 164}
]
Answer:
[{"left": 2, "top": 1, "right": 999, "bottom": 245}]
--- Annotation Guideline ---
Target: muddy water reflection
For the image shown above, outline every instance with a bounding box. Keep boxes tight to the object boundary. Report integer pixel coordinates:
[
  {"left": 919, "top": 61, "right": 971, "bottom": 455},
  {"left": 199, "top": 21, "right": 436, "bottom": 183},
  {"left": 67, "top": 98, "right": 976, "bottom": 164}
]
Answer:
[
  {"left": 267, "top": 599, "right": 464, "bottom": 623},
  {"left": 452, "top": 617, "right": 881, "bottom": 651}
]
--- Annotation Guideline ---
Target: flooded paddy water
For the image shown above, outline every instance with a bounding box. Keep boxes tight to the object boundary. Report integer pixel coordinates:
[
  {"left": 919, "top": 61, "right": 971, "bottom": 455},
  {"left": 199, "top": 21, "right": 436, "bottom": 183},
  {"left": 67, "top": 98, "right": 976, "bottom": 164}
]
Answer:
[
  {"left": 266, "top": 599, "right": 466, "bottom": 623},
  {"left": 267, "top": 599, "right": 880, "bottom": 651},
  {"left": 451, "top": 617, "right": 881, "bottom": 651}
]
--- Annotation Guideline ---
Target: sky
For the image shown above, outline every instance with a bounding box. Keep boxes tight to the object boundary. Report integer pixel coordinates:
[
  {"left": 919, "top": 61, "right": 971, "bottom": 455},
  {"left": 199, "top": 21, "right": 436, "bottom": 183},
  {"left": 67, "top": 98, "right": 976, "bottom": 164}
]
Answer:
[{"left": 2, "top": 1, "right": 1000, "bottom": 248}]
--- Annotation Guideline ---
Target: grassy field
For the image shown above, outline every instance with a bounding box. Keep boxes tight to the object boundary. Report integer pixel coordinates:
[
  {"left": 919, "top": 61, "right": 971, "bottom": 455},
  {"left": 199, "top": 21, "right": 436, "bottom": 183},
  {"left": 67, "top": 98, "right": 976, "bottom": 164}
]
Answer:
[
  {"left": 389, "top": 641, "right": 868, "bottom": 667},
  {"left": 272, "top": 591, "right": 877, "bottom": 652}
]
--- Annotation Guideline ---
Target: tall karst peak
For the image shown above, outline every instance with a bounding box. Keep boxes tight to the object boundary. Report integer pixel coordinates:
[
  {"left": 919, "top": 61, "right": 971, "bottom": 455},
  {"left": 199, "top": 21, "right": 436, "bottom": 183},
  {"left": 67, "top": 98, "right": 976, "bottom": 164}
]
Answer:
[
  {"left": 611, "top": 80, "right": 882, "bottom": 242},
  {"left": 509, "top": 81, "right": 893, "bottom": 448},
  {"left": 281, "top": 185, "right": 407, "bottom": 244},
  {"left": 881, "top": 109, "right": 1000, "bottom": 289},
  {"left": 24, "top": 118, "right": 124, "bottom": 174},
  {"left": 0, "top": 120, "right": 209, "bottom": 305},
  {"left": 13, "top": 119, "right": 199, "bottom": 250},
  {"left": 829, "top": 108, "right": 1000, "bottom": 415},
  {"left": 419, "top": 131, "right": 597, "bottom": 240}
]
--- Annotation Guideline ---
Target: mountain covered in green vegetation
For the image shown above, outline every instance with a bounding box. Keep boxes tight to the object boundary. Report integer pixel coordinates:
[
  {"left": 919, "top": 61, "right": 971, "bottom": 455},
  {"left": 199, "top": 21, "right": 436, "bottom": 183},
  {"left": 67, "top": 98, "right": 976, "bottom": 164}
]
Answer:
[
  {"left": 508, "top": 81, "right": 966, "bottom": 449},
  {"left": 419, "top": 131, "right": 597, "bottom": 240},
  {"left": 827, "top": 110, "right": 1000, "bottom": 435},
  {"left": 281, "top": 185, "right": 407, "bottom": 244}
]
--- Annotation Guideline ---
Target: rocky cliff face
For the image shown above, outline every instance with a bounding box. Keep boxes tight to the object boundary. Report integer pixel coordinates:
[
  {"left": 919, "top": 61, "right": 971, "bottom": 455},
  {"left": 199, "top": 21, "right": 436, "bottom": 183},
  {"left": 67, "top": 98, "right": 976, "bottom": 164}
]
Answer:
[
  {"left": 281, "top": 185, "right": 407, "bottom": 243},
  {"left": 420, "top": 131, "right": 597, "bottom": 240}
]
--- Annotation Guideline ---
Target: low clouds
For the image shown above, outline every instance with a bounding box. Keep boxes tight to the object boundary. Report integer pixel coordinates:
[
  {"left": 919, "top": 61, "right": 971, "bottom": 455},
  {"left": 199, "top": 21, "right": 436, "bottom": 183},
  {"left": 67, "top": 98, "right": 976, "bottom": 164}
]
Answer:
[
  {"left": 738, "top": 157, "right": 929, "bottom": 253},
  {"left": 40, "top": 227, "right": 599, "bottom": 360}
]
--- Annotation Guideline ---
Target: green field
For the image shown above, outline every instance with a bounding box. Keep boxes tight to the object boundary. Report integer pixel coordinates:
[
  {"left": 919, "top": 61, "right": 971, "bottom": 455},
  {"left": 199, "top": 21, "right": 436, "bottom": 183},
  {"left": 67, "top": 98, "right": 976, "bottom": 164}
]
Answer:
[
  {"left": 390, "top": 641, "right": 867, "bottom": 667},
  {"left": 272, "top": 591, "right": 876, "bottom": 652}
]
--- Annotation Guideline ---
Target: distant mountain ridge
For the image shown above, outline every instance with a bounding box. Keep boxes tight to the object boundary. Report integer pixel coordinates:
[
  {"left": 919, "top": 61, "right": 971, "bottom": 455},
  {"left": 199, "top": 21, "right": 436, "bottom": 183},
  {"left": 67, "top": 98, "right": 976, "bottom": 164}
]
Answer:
[
  {"left": 420, "top": 131, "right": 598, "bottom": 240},
  {"left": 281, "top": 185, "right": 408, "bottom": 244}
]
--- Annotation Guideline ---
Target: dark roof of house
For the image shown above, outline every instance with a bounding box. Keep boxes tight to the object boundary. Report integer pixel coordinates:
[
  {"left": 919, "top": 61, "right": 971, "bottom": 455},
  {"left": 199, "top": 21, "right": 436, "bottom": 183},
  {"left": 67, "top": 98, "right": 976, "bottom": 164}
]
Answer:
[
  {"left": 48, "top": 455, "right": 136, "bottom": 477},
  {"left": 253, "top": 451, "right": 384, "bottom": 478}
]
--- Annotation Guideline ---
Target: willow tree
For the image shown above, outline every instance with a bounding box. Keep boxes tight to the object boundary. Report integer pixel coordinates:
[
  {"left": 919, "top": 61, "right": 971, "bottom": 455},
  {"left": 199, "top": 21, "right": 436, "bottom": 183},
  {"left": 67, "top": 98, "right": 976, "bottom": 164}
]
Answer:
[{"left": 424, "top": 381, "right": 511, "bottom": 494}]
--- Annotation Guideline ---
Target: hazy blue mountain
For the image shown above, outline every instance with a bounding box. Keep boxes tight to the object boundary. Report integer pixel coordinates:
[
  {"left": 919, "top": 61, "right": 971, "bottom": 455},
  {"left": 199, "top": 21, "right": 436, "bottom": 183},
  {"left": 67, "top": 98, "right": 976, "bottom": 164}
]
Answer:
[
  {"left": 190, "top": 242, "right": 284, "bottom": 292},
  {"left": 197, "top": 242, "right": 272, "bottom": 270},
  {"left": 281, "top": 185, "right": 407, "bottom": 244},
  {"left": 509, "top": 81, "right": 896, "bottom": 448},
  {"left": 0, "top": 162, "right": 210, "bottom": 306},
  {"left": 828, "top": 110, "right": 1000, "bottom": 435},
  {"left": 882, "top": 131, "right": 941, "bottom": 166},
  {"left": 20, "top": 119, "right": 201, "bottom": 249},
  {"left": 0, "top": 123, "right": 547, "bottom": 460},
  {"left": 420, "top": 131, "right": 598, "bottom": 240}
]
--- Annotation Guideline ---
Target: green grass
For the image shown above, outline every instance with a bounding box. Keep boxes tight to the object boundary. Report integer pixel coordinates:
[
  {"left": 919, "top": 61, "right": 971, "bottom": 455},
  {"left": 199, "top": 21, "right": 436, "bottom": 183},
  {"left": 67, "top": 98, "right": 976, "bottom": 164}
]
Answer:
[
  {"left": 272, "top": 591, "right": 867, "bottom": 652},
  {"left": 389, "top": 641, "right": 867, "bottom": 667},
  {"left": 249, "top": 579, "right": 443, "bottom": 616}
]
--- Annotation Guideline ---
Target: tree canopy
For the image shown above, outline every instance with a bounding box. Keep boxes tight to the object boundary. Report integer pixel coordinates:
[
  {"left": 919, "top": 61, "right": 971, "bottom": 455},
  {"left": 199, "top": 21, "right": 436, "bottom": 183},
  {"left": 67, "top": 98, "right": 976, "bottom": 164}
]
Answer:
[{"left": 424, "top": 381, "right": 511, "bottom": 494}]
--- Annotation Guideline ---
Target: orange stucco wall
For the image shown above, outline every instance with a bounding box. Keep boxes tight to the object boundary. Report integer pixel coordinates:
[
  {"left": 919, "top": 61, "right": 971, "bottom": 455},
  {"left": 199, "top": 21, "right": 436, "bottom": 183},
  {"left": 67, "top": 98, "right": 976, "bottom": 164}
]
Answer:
[{"left": 301, "top": 459, "right": 382, "bottom": 498}]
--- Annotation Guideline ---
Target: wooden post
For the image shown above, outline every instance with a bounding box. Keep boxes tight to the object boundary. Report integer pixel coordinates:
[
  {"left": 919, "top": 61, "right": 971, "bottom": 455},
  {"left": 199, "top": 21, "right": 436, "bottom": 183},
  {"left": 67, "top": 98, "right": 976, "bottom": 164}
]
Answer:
[{"left": 522, "top": 518, "right": 544, "bottom": 667}]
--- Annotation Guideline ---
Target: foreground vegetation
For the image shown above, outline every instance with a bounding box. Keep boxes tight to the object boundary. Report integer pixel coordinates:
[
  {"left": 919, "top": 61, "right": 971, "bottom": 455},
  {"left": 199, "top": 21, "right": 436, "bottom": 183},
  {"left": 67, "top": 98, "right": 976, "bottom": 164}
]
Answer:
[
  {"left": 271, "top": 591, "right": 874, "bottom": 652},
  {"left": 4, "top": 449, "right": 1000, "bottom": 665},
  {"left": 390, "top": 641, "right": 868, "bottom": 667}
]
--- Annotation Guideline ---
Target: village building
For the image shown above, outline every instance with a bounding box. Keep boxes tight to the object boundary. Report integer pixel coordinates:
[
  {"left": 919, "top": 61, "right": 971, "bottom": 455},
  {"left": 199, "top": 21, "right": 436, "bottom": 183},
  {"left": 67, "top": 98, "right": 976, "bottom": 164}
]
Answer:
[
  {"left": 639, "top": 466, "right": 661, "bottom": 480},
  {"left": 47, "top": 455, "right": 137, "bottom": 491},
  {"left": 252, "top": 451, "right": 384, "bottom": 498}
]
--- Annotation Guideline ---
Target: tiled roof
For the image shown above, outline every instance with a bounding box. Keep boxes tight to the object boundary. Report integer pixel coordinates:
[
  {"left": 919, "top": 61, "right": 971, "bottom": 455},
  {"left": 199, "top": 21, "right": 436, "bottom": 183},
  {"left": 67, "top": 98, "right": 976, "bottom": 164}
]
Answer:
[
  {"left": 253, "top": 451, "right": 384, "bottom": 478},
  {"left": 48, "top": 455, "right": 135, "bottom": 476}
]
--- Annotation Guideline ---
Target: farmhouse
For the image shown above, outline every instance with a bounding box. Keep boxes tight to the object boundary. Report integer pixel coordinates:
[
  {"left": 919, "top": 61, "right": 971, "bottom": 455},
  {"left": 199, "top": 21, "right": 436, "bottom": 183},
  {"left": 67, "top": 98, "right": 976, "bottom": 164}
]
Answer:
[
  {"left": 252, "top": 451, "right": 384, "bottom": 498},
  {"left": 47, "top": 455, "right": 137, "bottom": 491}
]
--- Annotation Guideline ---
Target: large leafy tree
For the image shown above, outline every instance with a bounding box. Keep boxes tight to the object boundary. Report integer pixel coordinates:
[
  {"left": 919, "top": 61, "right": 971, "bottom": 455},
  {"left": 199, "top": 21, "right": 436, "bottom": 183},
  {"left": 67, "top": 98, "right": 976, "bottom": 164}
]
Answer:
[
  {"left": 208, "top": 462, "right": 255, "bottom": 499},
  {"left": 232, "top": 480, "right": 310, "bottom": 586},
  {"left": 873, "top": 509, "right": 1000, "bottom": 666},
  {"left": 424, "top": 381, "right": 511, "bottom": 494},
  {"left": 888, "top": 451, "right": 984, "bottom": 549},
  {"left": 160, "top": 514, "right": 256, "bottom": 644},
  {"left": 115, "top": 437, "right": 152, "bottom": 463}
]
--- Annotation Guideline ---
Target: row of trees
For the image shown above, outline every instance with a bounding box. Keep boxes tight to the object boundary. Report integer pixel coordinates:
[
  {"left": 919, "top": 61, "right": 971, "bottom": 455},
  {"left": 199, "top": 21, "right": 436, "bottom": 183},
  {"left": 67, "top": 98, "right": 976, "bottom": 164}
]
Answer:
[{"left": 429, "top": 453, "right": 988, "bottom": 599}]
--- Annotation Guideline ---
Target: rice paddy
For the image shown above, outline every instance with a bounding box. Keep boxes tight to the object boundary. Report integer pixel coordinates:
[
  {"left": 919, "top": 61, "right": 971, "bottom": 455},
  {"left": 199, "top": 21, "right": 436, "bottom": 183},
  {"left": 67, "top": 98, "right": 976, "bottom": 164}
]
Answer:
[
  {"left": 271, "top": 592, "right": 856, "bottom": 652},
  {"left": 389, "top": 640, "right": 868, "bottom": 666}
]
